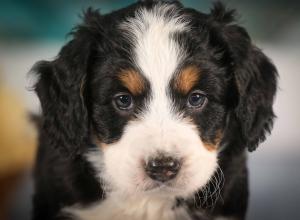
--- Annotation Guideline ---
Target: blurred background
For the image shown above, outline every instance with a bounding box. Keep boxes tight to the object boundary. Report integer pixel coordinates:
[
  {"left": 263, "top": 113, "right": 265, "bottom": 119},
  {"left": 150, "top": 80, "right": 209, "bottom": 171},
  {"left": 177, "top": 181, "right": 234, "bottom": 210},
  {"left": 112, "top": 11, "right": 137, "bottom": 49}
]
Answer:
[{"left": 0, "top": 0, "right": 299, "bottom": 220}]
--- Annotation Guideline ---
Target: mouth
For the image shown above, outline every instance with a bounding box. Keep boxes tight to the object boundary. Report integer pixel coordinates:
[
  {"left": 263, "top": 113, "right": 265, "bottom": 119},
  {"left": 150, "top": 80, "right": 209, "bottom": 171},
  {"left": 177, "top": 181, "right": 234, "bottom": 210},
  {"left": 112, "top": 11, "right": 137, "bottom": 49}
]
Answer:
[{"left": 143, "top": 180, "right": 185, "bottom": 195}]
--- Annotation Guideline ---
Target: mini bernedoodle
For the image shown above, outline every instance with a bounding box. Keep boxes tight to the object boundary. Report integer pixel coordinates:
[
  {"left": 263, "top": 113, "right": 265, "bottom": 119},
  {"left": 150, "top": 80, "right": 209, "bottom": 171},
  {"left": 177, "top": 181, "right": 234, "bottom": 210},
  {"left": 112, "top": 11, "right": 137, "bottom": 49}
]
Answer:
[{"left": 32, "top": 1, "right": 278, "bottom": 220}]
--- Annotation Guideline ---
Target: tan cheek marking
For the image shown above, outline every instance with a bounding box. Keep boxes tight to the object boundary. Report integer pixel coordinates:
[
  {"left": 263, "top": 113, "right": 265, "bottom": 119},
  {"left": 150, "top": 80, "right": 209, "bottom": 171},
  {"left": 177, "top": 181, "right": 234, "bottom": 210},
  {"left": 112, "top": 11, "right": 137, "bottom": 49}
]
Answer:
[
  {"left": 185, "top": 117, "right": 223, "bottom": 152},
  {"left": 203, "top": 130, "right": 223, "bottom": 152},
  {"left": 203, "top": 143, "right": 218, "bottom": 152},
  {"left": 93, "top": 136, "right": 108, "bottom": 149},
  {"left": 184, "top": 117, "right": 221, "bottom": 152},
  {"left": 118, "top": 69, "right": 145, "bottom": 95},
  {"left": 175, "top": 65, "right": 200, "bottom": 94}
]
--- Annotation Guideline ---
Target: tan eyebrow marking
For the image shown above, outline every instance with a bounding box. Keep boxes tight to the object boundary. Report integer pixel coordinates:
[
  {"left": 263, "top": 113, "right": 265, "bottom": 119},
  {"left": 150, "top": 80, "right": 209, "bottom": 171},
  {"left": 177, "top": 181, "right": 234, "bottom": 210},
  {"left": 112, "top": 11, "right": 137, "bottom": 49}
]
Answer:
[
  {"left": 175, "top": 65, "right": 200, "bottom": 94},
  {"left": 118, "top": 69, "right": 145, "bottom": 95}
]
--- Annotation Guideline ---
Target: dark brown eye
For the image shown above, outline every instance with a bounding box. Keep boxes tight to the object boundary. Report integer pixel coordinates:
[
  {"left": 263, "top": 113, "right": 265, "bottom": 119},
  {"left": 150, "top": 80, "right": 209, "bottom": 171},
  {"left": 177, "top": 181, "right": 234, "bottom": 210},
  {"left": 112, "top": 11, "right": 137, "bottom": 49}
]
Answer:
[
  {"left": 187, "top": 90, "right": 207, "bottom": 109},
  {"left": 114, "top": 93, "right": 133, "bottom": 110}
]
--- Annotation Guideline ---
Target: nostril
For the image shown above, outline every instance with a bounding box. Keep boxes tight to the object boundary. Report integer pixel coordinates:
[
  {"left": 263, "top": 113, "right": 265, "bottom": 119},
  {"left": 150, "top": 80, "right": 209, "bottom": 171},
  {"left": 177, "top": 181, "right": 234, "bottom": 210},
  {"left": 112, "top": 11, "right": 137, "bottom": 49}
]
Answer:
[
  {"left": 164, "top": 157, "right": 181, "bottom": 171},
  {"left": 145, "top": 156, "right": 181, "bottom": 182},
  {"left": 149, "top": 159, "right": 161, "bottom": 169},
  {"left": 147, "top": 157, "right": 180, "bottom": 170}
]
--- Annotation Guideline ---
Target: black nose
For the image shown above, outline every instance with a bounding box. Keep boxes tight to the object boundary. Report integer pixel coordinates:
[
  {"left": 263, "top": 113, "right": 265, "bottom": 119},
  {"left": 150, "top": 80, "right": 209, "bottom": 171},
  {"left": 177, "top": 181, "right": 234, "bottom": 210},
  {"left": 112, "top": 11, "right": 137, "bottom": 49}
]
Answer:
[{"left": 145, "top": 156, "right": 181, "bottom": 182}]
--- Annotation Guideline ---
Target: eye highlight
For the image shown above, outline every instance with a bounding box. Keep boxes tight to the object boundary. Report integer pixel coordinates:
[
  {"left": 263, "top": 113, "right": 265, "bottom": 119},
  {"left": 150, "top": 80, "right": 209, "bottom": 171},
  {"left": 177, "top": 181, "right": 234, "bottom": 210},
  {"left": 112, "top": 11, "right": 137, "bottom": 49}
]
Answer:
[
  {"left": 187, "top": 90, "right": 207, "bottom": 109},
  {"left": 113, "top": 92, "right": 133, "bottom": 110}
]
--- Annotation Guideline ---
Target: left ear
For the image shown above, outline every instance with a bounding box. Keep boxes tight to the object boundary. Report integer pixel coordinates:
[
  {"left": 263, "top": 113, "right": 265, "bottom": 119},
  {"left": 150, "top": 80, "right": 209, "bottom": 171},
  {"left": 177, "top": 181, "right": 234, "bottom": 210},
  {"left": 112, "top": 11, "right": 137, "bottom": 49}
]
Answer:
[
  {"left": 33, "top": 9, "right": 104, "bottom": 156},
  {"left": 209, "top": 2, "right": 278, "bottom": 152}
]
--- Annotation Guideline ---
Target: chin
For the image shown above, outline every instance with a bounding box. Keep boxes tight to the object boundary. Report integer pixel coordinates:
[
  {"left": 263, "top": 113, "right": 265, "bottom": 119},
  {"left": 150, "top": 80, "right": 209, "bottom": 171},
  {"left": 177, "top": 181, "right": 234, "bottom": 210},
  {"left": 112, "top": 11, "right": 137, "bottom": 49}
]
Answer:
[{"left": 32, "top": 1, "right": 278, "bottom": 220}]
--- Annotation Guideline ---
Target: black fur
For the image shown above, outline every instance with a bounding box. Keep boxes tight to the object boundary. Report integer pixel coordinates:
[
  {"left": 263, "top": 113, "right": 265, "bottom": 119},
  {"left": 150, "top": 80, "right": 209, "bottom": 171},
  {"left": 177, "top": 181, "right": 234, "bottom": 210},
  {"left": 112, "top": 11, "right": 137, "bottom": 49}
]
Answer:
[{"left": 32, "top": 1, "right": 277, "bottom": 220}]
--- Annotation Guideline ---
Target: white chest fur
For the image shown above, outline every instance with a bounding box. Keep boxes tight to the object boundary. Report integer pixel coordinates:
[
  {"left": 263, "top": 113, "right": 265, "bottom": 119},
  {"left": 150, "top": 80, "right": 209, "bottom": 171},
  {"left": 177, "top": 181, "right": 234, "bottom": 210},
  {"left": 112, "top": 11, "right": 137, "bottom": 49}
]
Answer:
[{"left": 64, "top": 195, "right": 192, "bottom": 220}]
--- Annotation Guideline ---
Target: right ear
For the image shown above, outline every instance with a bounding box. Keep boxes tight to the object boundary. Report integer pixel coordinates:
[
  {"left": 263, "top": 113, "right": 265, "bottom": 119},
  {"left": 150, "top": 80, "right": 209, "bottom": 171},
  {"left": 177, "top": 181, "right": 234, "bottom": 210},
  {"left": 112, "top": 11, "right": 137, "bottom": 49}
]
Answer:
[
  {"left": 208, "top": 2, "right": 278, "bottom": 152},
  {"left": 33, "top": 9, "right": 103, "bottom": 156}
]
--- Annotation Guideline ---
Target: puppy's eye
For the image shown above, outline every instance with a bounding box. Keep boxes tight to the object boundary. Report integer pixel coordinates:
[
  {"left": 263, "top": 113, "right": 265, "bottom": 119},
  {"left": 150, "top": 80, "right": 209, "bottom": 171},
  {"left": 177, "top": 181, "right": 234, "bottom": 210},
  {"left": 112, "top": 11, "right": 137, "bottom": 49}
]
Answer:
[
  {"left": 113, "top": 93, "right": 133, "bottom": 110},
  {"left": 187, "top": 90, "right": 207, "bottom": 109}
]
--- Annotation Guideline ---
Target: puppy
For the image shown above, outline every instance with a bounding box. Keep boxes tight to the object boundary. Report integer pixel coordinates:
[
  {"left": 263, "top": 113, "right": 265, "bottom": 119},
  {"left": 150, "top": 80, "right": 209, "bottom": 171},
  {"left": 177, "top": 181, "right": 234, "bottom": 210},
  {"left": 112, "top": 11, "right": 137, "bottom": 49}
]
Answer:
[{"left": 32, "top": 1, "right": 277, "bottom": 220}]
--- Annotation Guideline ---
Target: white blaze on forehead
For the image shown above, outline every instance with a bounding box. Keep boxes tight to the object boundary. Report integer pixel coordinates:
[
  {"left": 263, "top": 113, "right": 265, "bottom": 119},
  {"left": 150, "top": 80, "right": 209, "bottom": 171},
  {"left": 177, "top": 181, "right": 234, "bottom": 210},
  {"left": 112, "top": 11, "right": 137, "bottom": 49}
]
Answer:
[{"left": 121, "top": 3, "right": 188, "bottom": 119}]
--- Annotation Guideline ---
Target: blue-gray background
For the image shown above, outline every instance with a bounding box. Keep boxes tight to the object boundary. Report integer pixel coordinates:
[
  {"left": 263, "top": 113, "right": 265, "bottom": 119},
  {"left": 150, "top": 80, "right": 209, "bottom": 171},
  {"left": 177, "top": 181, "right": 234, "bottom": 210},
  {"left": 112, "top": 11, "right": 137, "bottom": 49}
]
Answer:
[{"left": 0, "top": 1, "right": 299, "bottom": 220}]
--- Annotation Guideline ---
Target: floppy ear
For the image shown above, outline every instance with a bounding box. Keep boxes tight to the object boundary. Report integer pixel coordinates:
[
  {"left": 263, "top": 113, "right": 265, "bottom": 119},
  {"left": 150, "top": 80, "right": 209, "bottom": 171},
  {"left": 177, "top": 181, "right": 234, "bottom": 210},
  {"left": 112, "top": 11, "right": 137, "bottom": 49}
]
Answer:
[
  {"left": 33, "top": 9, "right": 103, "bottom": 156},
  {"left": 209, "top": 2, "right": 278, "bottom": 152}
]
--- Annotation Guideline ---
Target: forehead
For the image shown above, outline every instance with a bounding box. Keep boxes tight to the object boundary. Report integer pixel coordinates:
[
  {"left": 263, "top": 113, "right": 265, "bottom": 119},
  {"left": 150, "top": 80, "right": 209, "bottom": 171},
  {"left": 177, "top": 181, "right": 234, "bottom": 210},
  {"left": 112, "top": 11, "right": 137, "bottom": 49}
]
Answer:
[
  {"left": 93, "top": 2, "right": 228, "bottom": 101},
  {"left": 119, "top": 3, "right": 189, "bottom": 92}
]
